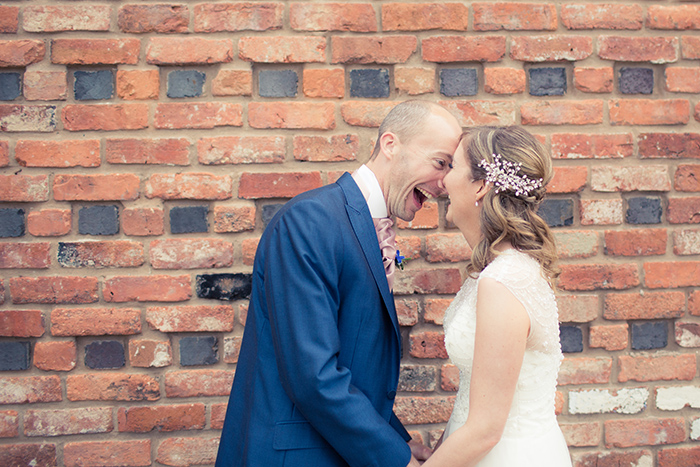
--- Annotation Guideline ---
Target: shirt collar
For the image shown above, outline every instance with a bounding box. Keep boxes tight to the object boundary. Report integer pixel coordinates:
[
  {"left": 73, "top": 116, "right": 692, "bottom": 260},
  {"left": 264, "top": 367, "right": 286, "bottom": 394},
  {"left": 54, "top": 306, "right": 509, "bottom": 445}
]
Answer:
[{"left": 355, "top": 164, "right": 388, "bottom": 219}]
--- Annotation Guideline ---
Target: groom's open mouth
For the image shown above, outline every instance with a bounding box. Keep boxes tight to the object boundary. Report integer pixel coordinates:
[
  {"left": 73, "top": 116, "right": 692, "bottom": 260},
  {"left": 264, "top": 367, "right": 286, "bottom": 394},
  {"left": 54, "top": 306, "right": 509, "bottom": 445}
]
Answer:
[{"left": 413, "top": 186, "right": 432, "bottom": 208}]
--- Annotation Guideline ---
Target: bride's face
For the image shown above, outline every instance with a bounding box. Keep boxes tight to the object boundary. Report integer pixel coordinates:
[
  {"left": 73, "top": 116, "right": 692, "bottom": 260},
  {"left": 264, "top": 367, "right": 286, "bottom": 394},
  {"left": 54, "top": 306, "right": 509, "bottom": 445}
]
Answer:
[{"left": 444, "top": 140, "right": 484, "bottom": 242}]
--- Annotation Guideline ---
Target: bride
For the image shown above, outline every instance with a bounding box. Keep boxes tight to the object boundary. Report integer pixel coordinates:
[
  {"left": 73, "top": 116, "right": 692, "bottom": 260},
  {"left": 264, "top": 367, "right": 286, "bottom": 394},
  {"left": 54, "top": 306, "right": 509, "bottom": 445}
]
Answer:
[{"left": 422, "top": 126, "right": 572, "bottom": 467}]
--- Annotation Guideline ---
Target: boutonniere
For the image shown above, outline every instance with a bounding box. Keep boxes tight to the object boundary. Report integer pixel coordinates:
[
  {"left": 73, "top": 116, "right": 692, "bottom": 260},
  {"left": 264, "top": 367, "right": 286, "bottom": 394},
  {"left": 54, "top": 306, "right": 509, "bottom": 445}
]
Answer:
[{"left": 395, "top": 250, "right": 406, "bottom": 270}]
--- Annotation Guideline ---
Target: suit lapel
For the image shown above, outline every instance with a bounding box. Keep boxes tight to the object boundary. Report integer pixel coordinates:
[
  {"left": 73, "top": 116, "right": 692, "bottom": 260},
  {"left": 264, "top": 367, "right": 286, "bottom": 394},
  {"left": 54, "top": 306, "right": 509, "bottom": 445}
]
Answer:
[{"left": 337, "top": 173, "right": 401, "bottom": 342}]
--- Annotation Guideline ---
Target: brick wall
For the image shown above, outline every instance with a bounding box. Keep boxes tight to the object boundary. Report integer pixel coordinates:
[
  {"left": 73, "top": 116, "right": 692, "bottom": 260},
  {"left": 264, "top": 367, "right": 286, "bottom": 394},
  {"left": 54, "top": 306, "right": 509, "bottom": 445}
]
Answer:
[{"left": 1, "top": 1, "right": 699, "bottom": 466}]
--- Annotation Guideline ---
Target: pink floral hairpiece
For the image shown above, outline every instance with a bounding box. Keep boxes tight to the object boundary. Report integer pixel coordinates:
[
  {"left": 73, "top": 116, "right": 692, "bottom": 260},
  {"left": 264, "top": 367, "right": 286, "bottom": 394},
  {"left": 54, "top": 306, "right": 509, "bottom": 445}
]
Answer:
[{"left": 478, "top": 153, "right": 543, "bottom": 197}]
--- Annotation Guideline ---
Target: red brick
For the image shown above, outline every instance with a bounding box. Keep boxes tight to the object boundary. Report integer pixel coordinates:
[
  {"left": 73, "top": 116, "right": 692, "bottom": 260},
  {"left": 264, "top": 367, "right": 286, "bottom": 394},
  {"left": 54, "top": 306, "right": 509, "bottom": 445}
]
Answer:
[
  {"left": 25, "top": 407, "right": 112, "bottom": 437},
  {"left": 557, "top": 294, "right": 599, "bottom": 323},
  {"left": 194, "top": 2, "right": 283, "bottom": 32},
  {"left": 15, "top": 139, "right": 100, "bottom": 168},
  {"left": 53, "top": 174, "right": 139, "bottom": 201},
  {"left": 0, "top": 6, "right": 18, "bottom": 33},
  {"left": 555, "top": 230, "right": 599, "bottom": 260},
  {"left": 238, "top": 303, "right": 249, "bottom": 326},
  {"left": 61, "top": 104, "right": 149, "bottom": 131},
  {"left": 573, "top": 67, "right": 614, "bottom": 93},
  {"left": 673, "top": 229, "right": 700, "bottom": 255},
  {"left": 118, "top": 4, "right": 189, "bottom": 33},
  {"left": 238, "top": 171, "right": 322, "bottom": 199},
  {"left": 0, "top": 444, "right": 57, "bottom": 466},
  {"left": 103, "top": 275, "right": 190, "bottom": 303},
  {"left": 558, "top": 263, "right": 639, "bottom": 291},
  {"left": 609, "top": 99, "right": 690, "bottom": 126},
  {"left": 604, "top": 229, "right": 667, "bottom": 257},
  {"left": 666, "top": 68, "right": 700, "bottom": 93},
  {"left": 239, "top": 36, "right": 325, "bottom": 63},
  {"left": 675, "top": 321, "right": 700, "bottom": 348},
  {"left": 394, "top": 396, "right": 454, "bottom": 425},
  {"left": 146, "top": 305, "right": 235, "bottom": 332},
  {"left": 395, "top": 299, "right": 419, "bottom": 327},
  {"left": 129, "top": 339, "right": 173, "bottom": 368},
  {"left": 0, "top": 174, "right": 49, "bottom": 202},
  {"left": 644, "top": 261, "right": 700, "bottom": 288},
  {"left": 118, "top": 404, "right": 205, "bottom": 432},
  {"left": 440, "top": 364, "right": 459, "bottom": 391},
  {"left": 0, "top": 376, "right": 62, "bottom": 404},
  {"left": 10, "top": 276, "right": 98, "bottom": 304},
  {"left": 213, "top": 205, "right": 256, "bottom": 233},
  {"left": 302, "top": 68, "right": 345, "bottom": 98},
  {"left": 51, "top": 38, "right": 139, "bottom": 65},
  {"left": 165, "top": 370, "right": 234, "bottom": 398},
  {"left": 409, "top": 331, "right": 447, "bottom": 359},
  {"left": 242, "top": 238, "right": 259, "bottom": 266},
  {"left": 484, "top": 67, "right": 526, "bottom": 94},
  {"left": 155, "top": 102, "right": 243, "bottom": 129},
  {"left": 25, "top": 207, "right": 72, "bottom": 236},
  {"left": 106, "top": 138, "right": 188, "bottom": 165},
  {"left": 561, "top": 422, "right": 601, "bottom": 447},
  {"left": 682, "top": 36, "right": 700, "bottom": 59},
  {"left": 396, "top": 200, "right": 440, "bottom": 230},
  {"left": 557, "top": 357, "right": 612, "bottom": 385},
  {"left": 293, "top": 135, "right": 358, "bottom": 162},
  {"left": 658, "top": 445, "right": 700, "bottom": 466},
  {"left": 341, "top": 101, "right": 395, "bottom": 127},
  {"left": 394, "top": 268, "right": 461, "bottom": 295},
  {"left": 548, "top": 166, "right": 587, "bottom": 193},
  {"left": 639, "top": 133, "right": 700, "bottom": 159},
  {"left": 122, "top": 207, "right": 165, "bottom": 236},
  {"left": 0, "top": 410, "right": 18, "bottom": 437},
  {"left": 0, "top": 104, "right": 56, "bottom": 132},
  {"left": 0, "top": 40, "right": 46, "bottom": 67},
  {"left": 510, "top": 35, "right": 593, "bottom": 62},
  {"left": 223, "top": 336, "right": 243, "bottom": 364},
  {"left": 51, "top": 307, "right": 141, "bottom": 337},
  {"left": 521, "top": 100, "right": 603, "bottom": 125},
  {"left": 382, "top": 3, "right": 468, "bottom": 31},
  {"left": 552, "top": 133, "right": 633, "bottom": 159},
  {"left": 67, "top": 374, "right": 159, "bottom": 402},
  {"left": 249, "top": 102, "right": 334, "bottom": 130},
  {"left": 64, "top": 440, "right": 151, "bottom": 467},
  {"left": 212, "top": 69, "right": 253, "bottom": 97},
  {"left": 561, "top": 4, "right": 643, "bottom": 30},
  {"left": 424, "top": 233, "right": 469, "bottom": 263},
  {"left": 675, "top": 165, "right": 700, "bottom": 192},
  {"left": 58, "top": 240, "right": 144, "bottom": 268},
  {"left": 155, "top": 437, "right": 220, "bottom": 466},
  {"left": 0, "top": 242, "right": 51, "bottom": 269},
  {"left": 33, "top": 340, "right": 77, "bottom": 371},
  {"left": 146, "top": 37, "right": 233, "bottom": 65},
  {"left": 145, "top": 173, "right": 231, "bottom": 200},
  {"left": 648, "top": 5, "right": 700, "bottom": 30},
  {"left": 580, "top": 199, "right": 624, "bottom": 225},
  {"left": 116, "top": 69, "right": 160, "bottom": 100},
  {"left": 604, "top": 291, "right": 684, "bottom": 320},
  {"left": 396, "top": 236, "right": 421, "bottom": 262},
  {"left": 0, "top": 310, "right": 44, "bottom": 337},
  {"left": 0, "top": 279, "right": 4, "bottom": 304},
  {"left": 591, "top": 165, "right": 671, "bottom": 192},
  {"left": 473, "top": 2, "right": 556, "bottom": 30},
  {"left": 440, "top": 100, "right": 517, "bottom": 126},
  {"left": 618, "top": 354, "right": 696, "bottom": 382},
  {"left": 291, "top": 3, "right": 376, "bottom": 32},
  {"left": 331, "top": 36, "right": 416, "bottom": 64},
  {"left": 0, "top": 141, "right": 7, "bottom": 167},
  {"left": 199, "top": 136, "right": 284, "bottom": 165},
  {"left": 23, "top": 71, "right": 67, "bottom": 101},
  {"left": 395, "top": 66, "right": 435, "bottom": 96},
  {"left": 422, "top": 36, "right": 505, "bottom": 62},
  {"left": 598, "top": 36, "right": 678, "bottom": 63},
  {"left": 667, "top": 197, "right": 700, "bottom": 224},
  {"left": 589, "top": 324, "right": 628, "bottom": 351},
  {"left": 150, "top": 239, "right": 234, "bottom": 269},
  {"left": 605, "top": 418, "right": 686, "bottom": 448},
  {"left": 23, "top": 5, "right": 110, "bottom": 32}
]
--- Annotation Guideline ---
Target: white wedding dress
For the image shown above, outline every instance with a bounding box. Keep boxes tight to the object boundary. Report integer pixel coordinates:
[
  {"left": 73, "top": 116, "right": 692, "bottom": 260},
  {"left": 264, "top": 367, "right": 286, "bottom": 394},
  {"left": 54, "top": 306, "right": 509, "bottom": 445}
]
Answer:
[{"left": 443, "top": 249, "right": 572, "bottom": 467}]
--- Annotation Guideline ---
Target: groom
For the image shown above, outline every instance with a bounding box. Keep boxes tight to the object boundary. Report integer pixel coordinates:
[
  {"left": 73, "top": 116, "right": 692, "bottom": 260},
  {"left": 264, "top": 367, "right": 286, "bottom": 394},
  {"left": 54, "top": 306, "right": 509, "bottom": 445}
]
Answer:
[{"left": 215, "top": 100, "right": 463, "bottom": 467}]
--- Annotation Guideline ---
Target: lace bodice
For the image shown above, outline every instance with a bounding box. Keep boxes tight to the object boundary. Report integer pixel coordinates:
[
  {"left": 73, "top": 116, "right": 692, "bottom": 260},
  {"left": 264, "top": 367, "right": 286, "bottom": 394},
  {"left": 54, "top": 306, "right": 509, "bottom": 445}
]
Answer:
[{"left": 443, "top": 249, "right": 563, "bottom": 439}]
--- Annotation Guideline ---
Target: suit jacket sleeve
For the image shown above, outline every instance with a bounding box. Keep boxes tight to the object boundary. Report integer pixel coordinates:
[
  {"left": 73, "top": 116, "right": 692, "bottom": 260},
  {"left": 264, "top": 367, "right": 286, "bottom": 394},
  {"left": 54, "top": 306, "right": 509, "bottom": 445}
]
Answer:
[{"left": 263, "top": 199, "right": 411, "bottom": 467}]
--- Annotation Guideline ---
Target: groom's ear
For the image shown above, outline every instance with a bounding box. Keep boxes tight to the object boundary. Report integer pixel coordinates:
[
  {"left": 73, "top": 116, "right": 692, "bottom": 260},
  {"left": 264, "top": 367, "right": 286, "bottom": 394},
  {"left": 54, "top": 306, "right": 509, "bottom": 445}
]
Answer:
[{"left": 379, "top": 132, "right": 399, "bottom": 160}]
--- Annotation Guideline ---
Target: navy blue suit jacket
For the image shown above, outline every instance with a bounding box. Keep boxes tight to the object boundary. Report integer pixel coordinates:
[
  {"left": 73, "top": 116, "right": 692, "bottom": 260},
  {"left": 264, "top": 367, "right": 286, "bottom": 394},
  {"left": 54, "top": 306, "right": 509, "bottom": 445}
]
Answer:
[{"left": 215, "top": 173, "right": 411, "bottom": 467}]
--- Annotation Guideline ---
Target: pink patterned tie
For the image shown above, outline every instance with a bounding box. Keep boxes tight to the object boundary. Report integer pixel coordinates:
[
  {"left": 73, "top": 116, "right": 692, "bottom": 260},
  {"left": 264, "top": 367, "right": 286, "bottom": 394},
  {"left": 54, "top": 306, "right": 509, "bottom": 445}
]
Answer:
[{"left": 373, "top": 217, "right": 396, "bottom": 291}]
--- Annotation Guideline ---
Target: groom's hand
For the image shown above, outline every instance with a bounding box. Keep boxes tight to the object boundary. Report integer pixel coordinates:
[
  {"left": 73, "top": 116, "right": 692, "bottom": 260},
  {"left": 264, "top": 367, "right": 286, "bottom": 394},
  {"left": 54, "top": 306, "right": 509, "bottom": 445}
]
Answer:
[
  {"left": 408, "top": 440, "right": 432, "bottom": 463},
  {"left": 406, "top": 455, "right": 422, "bottom": 467}
]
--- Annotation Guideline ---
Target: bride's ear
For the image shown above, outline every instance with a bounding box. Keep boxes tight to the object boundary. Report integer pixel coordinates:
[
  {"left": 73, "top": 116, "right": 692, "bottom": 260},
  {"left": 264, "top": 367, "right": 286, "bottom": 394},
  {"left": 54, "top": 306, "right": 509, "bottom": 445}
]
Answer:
[{"left": 475, "top": 180, "right": 490, "bottom": 204}]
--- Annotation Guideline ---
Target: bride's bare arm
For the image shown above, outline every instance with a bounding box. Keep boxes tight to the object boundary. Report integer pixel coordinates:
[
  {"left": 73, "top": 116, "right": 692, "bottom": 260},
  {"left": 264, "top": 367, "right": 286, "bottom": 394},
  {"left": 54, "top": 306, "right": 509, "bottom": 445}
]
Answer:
[{"left": 422, "top": 278, "right": 529, "bottom": 467}]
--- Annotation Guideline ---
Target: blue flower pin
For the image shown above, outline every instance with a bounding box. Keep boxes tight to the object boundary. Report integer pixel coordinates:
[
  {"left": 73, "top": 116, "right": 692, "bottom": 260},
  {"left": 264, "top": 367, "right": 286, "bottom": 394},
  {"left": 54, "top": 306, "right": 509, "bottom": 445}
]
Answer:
[{"left": 395, "top": 250, "right": 406, "bottom": 270}]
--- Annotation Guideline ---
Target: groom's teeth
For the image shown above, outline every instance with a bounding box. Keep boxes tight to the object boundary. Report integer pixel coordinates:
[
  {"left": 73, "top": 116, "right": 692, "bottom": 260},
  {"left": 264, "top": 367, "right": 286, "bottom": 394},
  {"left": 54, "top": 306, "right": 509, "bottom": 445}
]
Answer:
[{"left": 416, "top": 187, "right": 432, "bottom": 199}]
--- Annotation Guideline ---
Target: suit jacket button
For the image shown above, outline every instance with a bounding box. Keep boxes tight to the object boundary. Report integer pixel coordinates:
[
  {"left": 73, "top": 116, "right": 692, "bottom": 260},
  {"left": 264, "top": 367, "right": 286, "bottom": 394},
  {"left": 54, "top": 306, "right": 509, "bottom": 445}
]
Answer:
[{"left": 387, "top": 390, "right": 396, "bottom": 400}]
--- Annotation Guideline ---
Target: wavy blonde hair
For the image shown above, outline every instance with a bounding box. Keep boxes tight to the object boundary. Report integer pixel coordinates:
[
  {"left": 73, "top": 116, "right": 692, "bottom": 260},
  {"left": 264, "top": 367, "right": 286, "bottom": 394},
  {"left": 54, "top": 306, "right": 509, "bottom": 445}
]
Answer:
[{"left": 463, "top": 126, "right": 559, "bottom": 284}]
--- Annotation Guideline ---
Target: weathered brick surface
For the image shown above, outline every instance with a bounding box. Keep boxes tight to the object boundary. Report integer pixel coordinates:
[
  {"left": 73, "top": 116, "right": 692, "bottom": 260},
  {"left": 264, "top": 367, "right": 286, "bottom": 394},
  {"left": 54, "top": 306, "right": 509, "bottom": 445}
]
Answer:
[
  {"left": 0, "top": 310, "right": 44, "bottom": 337},
  {"left": 10, "top": 276, "right": 98, "bottom": 304},
  {"left": 63, "top": 440, "right": 151, "bottom": 467},
  {"left": 51, "top": 307, "right": 141, "bottom": 337},
  {"left": 118, "top": 404, "right": 205, "bottom": 432}
]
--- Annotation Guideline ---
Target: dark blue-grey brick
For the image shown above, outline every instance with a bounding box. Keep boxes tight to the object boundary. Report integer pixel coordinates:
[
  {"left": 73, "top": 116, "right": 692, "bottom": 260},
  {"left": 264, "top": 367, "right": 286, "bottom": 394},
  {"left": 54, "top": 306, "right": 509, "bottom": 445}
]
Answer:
[
  {"left": 631, "top": 322, "right": 667, "bottom": 350},
  {"left": 620, "top": 67, "right": 654, "bottom": 95},
  {"left": 262, "top": 203, "right": 285, "bottom": 228},
  {"left": 78, "top": 205, "right": 119, "bottom": 236},
  {"left": 626, "top": 197, "right": 662, "bottom": 224},
  {"left": 538, "top": 199, "right": 574, "bottom": 227},
  {"left": 170, "top": 206, "right": 208, "bottom": 234},
  {"left": 440, "top": 68, "right": 478, "bottom": 97},
  {"left": 350, "top": 69, "right": 390, "bottom": 98},
  {"left": 85, "top": 340, "right": 125, "bottom": 369},
  {"left": 0, "top": 72, "right": 21, "bottom": 101},
  {"left": 197, "top": 273, "right": 253, "bottom": 301},
  {"left": 0, "top": 342, "right": 31, "bottom": 371},
  {"left": 560, "top": 325, "right": 583, "bottom": 353},
  {"left": 259, "top": 70, "right": 298, "bottom": 98},
  {"left": 529, "top": 68, "right": 567, "bottom": 96},
  {"left": 0, "top": 208, "right": 25, "bottom": 238},
  {"left": 167, "top": 70, "right": 206, "bottom": 98},
  {"left": 74, "top": 70, "right": 114, "bottom": 101},
  {"left": 180, "top": 336, "right": 218, "bottom": 366}
]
